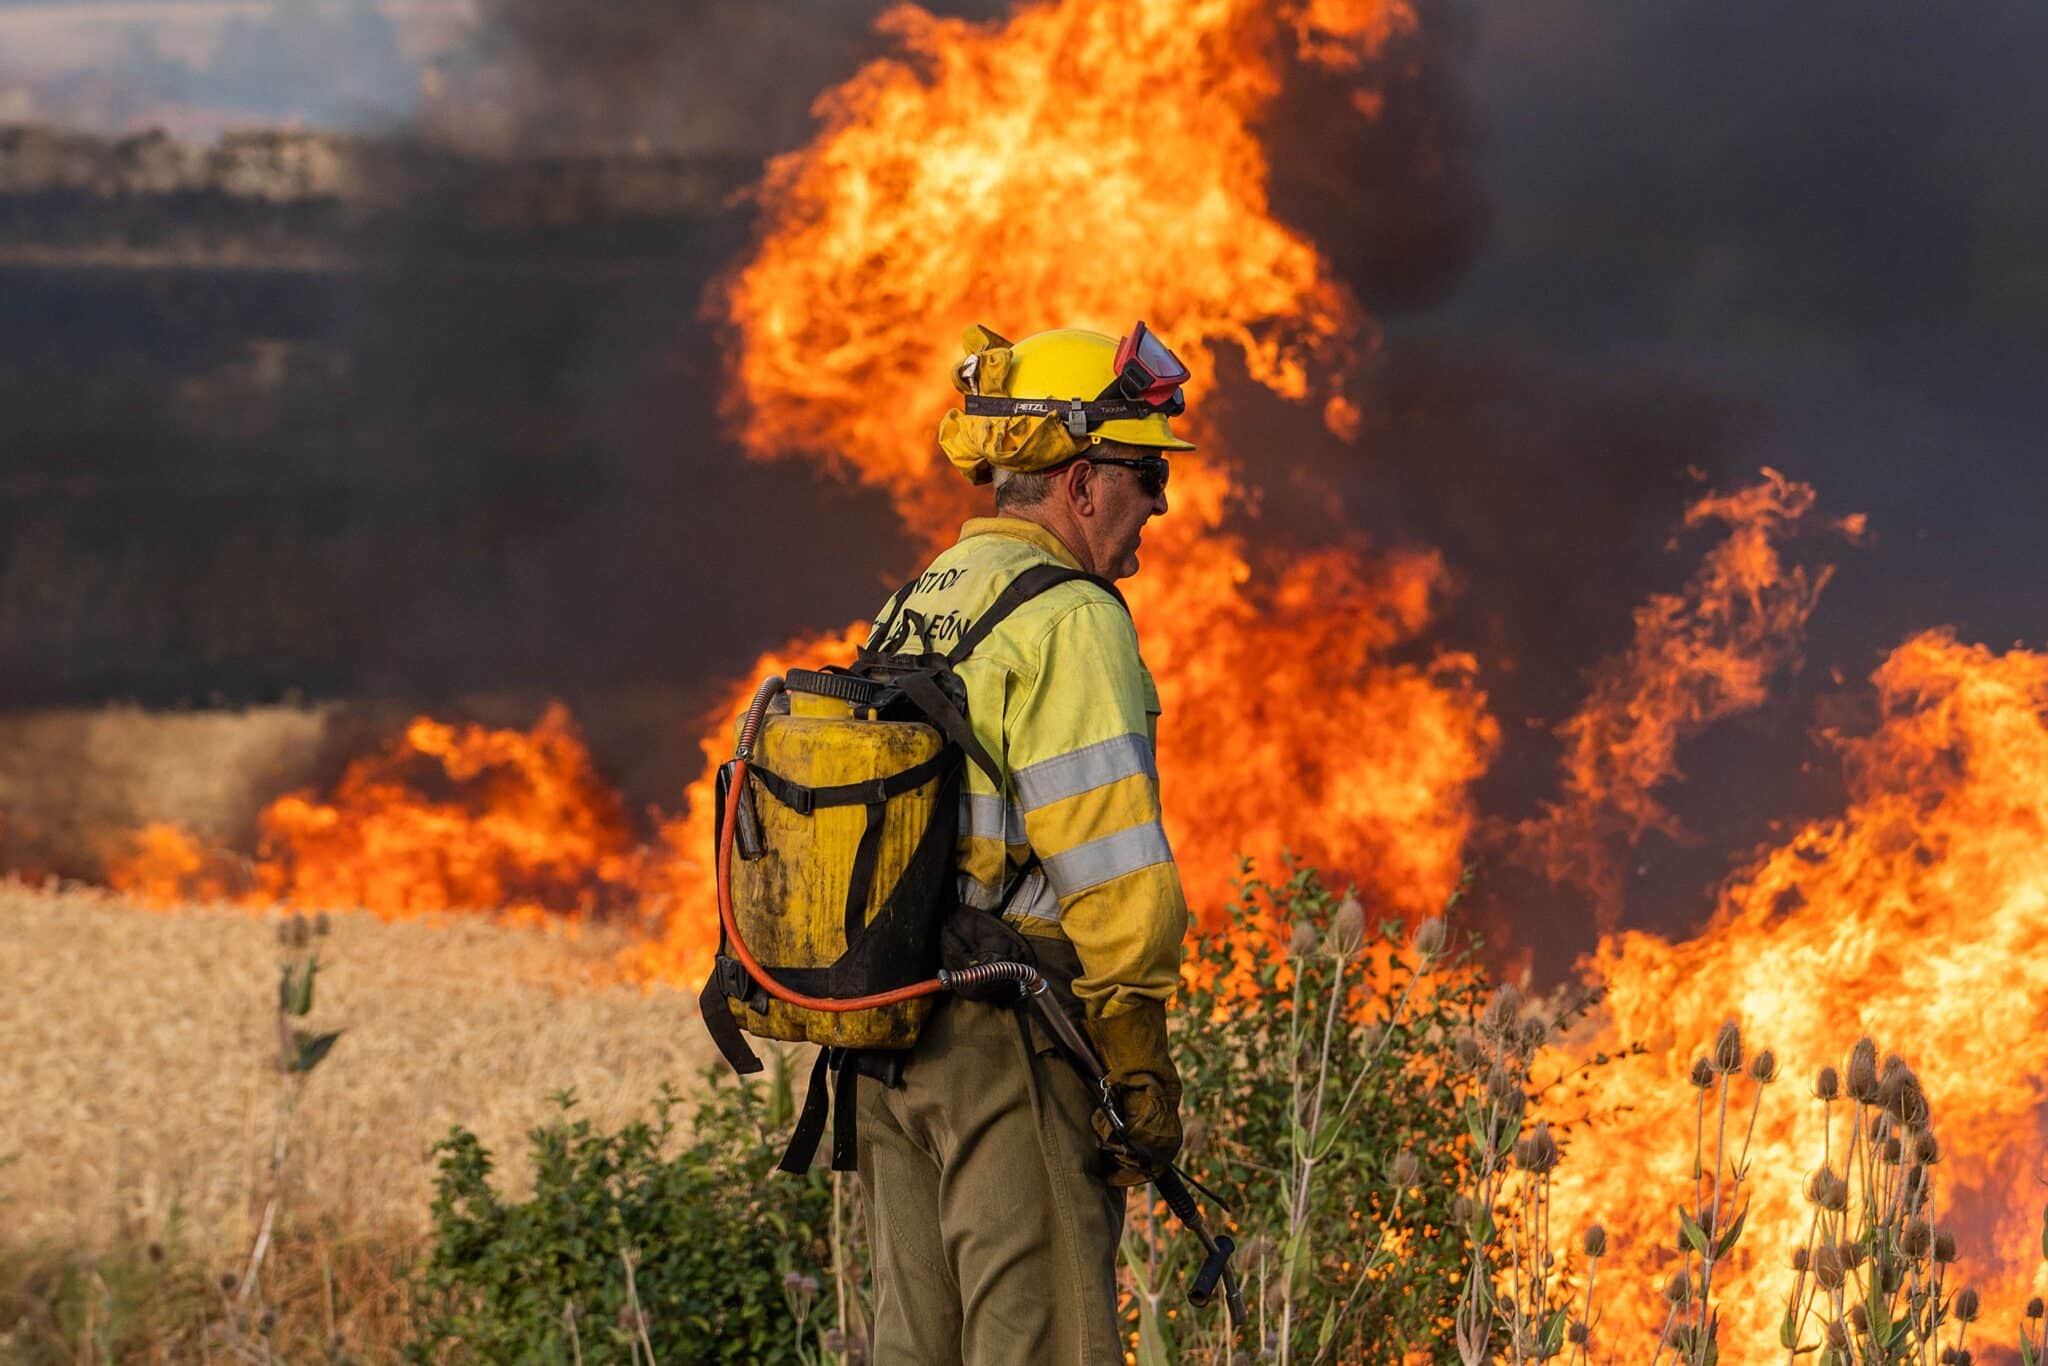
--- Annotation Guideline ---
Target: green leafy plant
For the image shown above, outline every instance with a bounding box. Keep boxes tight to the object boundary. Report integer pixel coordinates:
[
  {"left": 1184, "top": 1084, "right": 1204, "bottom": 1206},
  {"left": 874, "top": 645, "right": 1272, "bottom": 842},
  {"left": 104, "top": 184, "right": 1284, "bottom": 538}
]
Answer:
[
  {"left": 408, "top": 1054, "right": 860, "bottom": 1364},
  {"left": 1128, "top": 858, "right": 1490, "bottom": 1364}
]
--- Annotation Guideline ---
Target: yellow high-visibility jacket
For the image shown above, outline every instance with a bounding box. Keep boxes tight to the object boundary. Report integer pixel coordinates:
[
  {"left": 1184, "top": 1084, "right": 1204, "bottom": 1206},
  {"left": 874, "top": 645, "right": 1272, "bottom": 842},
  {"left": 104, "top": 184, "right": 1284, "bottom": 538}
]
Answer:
[{"left": 871, "top": 517, "right": 1187, "bottom": 1020}]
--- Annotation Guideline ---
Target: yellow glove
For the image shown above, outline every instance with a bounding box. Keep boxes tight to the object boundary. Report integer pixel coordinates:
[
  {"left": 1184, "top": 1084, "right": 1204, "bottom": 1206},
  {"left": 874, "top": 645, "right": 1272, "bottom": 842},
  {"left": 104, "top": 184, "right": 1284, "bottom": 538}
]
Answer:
[{"left": 1084, "top": 1001, "right": 1182, "bottom": 1188}]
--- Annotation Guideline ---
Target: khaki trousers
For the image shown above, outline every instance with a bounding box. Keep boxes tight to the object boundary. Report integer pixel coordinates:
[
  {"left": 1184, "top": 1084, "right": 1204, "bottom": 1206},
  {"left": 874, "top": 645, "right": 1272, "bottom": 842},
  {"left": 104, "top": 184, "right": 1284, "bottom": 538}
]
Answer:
[{"left": 855, "top": 943, "right": 1125, "bottom": 1365}]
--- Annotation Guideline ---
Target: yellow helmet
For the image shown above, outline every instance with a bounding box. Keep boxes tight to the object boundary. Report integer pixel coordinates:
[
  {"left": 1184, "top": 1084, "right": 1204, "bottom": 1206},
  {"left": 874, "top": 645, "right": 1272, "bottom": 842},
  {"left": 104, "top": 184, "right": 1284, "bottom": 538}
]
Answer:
[
  {"left": 1004, "top": 329, "right": 1196, "bottom": 453},
  {"left": 937, "top": 323, "right": 1195, "bottom": 485}
]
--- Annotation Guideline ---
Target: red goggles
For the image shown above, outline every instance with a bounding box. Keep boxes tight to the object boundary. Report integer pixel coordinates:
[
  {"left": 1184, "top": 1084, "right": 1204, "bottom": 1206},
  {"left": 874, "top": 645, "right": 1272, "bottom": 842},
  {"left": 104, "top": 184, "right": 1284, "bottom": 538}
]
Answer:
[{"left": 1110, "top": 321, "right": 1190, "bottom": 408}]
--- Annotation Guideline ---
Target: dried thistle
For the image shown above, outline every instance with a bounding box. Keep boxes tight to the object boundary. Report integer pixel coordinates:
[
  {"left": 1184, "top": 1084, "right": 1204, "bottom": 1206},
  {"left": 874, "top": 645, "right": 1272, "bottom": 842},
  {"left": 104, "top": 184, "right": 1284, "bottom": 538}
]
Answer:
[
  {"left": 1849, "top": 1302, "right": 1871, "bottom": 1333},
  {"left": 1689, "top": 1057, "right": 1714, "bottom": 1090},
  {"left": 1934, "top": 1229, "right": 1958, "bottom": 1264},
  {"left": 1711, "top": 1019, "right": 1744, "bottom": 1073},
  {"left": 1847, "top": 1037, "right": 1880, "bottom": 1102},
  {"left": 1902, "top": 1219, "right": 1933, "bottom": 1260},
  {"left": 1748, "top": 1048, "right": 1779, "bottom": 1084},
  {"left": 1826, "top": 1319, "right": 1850, "bottom": 1349},
  {"left": 1329, "top": 892, "right": 1365, "bottom": 957},
  {"left": 1390, "top": 1149, "right": 1422, "bottom": 1188},
  {"left": 1287, "top": 920, "right": 1318, "bottom": 958},
  {"left": 1806, "top": 1165, "right": 1849, "bottom": 1213},
  {"left": 1514, "top": 1120, "right": 1559, "bottom": 1175},
  {"left": 1814, "top": 1064, "right": 1841, "bottom": 1101},
  {"left": 1915, "top": 1132, "right": 1941, "bottom": 1165},
  {"left": 1412, "top": 916, "right": 1447, "bottom": 960},
  {"left": 2025, "top": 1296, "right": 2043, "bottom": 1320},
  {"left": 1480, "top": 983, "right": 1522, "bottom": 1039},
  {"left": 1664, "top": 1270, "right": 1692, "bottom": 1306},
  {"left": 1814, "top": 1243, "right": 1846, "bottom": 1291},
  {"left": 1791, "top": 1246, "right": 1810, "bottom": 1272},
  {"left": 1582, "top": 1224, "right": 1607, "bottom": 1258},
  {"left": 1954, "top": 1287, "right": 1980, "bottom": 1323},
  {"left": 1454, "top": 1034, "right": 1484, "bottom": 1068}
]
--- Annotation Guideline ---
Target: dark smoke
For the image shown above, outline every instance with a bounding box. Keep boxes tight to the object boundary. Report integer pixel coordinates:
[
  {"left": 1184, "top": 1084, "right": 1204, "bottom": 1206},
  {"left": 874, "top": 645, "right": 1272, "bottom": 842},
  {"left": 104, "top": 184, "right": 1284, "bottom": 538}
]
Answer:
[{"left": 2, "top": 1, "right": 2044, "bottom": 979}]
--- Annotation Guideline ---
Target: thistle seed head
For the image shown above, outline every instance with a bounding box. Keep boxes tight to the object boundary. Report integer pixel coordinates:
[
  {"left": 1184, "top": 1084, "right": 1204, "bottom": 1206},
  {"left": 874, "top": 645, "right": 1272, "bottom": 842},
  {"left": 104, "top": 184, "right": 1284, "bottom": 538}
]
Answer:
[
  {"left": 1814, "top": 1065, "right": 1841, "bottom": 1101},
  {"left": 1916, "top": 1132, "right": 1941, "bottom": 1165},
  {"left": 1877, "top": 1055, "right": 1928, "bottom": 1128},
  {"left": 1663, "top": 1271, "right": 1692, "bottom": 1306},
  {"left": 1839, "top": 1240, "right": 1866, "bottom": 1271},
  {"left": 1520, "top": 1017, "right": 1550, "bottom": 1052},
  {"left": 1183, "top": 1118, "right": 1208, "bottom": 1159},
  {"left": 1582, "top": 1224, "right": 1607, "bottom": 1258},
  {"left": 1806, "top": 1165, "right": 1849, "bottom": 1213},
  {"left": 1567, "top": 1321, "right": 1589, "bottom": 1346},
  {"left": 1881, "top": 1136, "right": 1903, "bottom": 1165},
  {"left": 1390, "top": 1149, "right": 1422, "bottom": 1188},
  {"left": 1814, "top": 1243, "right": 1846, "bottom": 1291},
  {"left": 1454, "top": 1034, "right": 1484, "bottom": 1068},
  {"left": 1847, "top": 1037, "right": 1880, "bottom": 1102},
  {"left": 1791, "top": 1247, "right": 1811, "bottom": 1272},
  {"left": 1902, "top": 1219, "right": 1933, "bottom": 1260},
  {"left": 1748, "top": 1048, "right": 1779, "bottom": 1084},
  {"left": 1480, "top": 984, "right": 1523, "bottom": 1039},
  {"left": 1954, "top": 1287, "right": 1980, "bottom": 1322},
  {"left": 1825, "top": 1319, "right": 1850, "bottom": 1349},
  {"left": 1689, "top": 1056, "right": 1715, "bottom": 1090},
  {"left": 1711, "top": 1019, "right": 1743, "bottom": 1074},
  {"left": 2026, "top": 1296, "right": 2043, "bottom": 1320},
  {"left": 1849, "top": 1303, "right": 1870, "bottom": 1333},
  {"left": 1412, "top": 916, "right": 1447, "bottom": 960},
  {"left": 1516, "top": 1120, "right": 1559, "bottom": 1175},
  {"left": 1935, "top": 1229, "right": 1958, "bottom": 1264},
  {"left": 1287, "top": 921, "right": 1318, "bottom": 959},
  {"left": 1881, "top": 1258, "right": 1905, "bottom": 1295},
  {"left": 1487, "top": 1064, "right": 1523, "bottom": 1109},
  {"left": 1329, "top": 893, "right": 1366, "bottom": 957}
]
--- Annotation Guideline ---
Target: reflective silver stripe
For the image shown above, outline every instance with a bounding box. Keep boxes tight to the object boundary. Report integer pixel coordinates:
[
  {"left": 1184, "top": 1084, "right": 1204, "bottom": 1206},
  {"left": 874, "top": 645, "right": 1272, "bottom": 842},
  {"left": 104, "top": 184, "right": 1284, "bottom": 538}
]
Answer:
[
  {"left": 960, "top": 792, "right": 1027, "bottom": 844},
  {"left": 1008, "top": 869, "right": 1060, "bottom": 922},
  {"left": 955, "top": 869, "right": 1061, "bottom": 923},
  {"left": 1042, "top": 820, "right": 1174, "bottom": 898},
  {"left": 1013, "top": 733, "right": 1156, "bottom": 812},
  {"left": 957, "top": 874, "right": 1003, "bottom": 910}
]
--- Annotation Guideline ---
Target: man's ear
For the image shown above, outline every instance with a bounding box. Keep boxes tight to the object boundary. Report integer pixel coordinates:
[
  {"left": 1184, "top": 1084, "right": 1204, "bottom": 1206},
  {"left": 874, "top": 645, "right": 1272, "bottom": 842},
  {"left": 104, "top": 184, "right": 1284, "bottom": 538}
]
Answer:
[{"left": 1066, "top": 458, "right": 1097, "bottom": 517}]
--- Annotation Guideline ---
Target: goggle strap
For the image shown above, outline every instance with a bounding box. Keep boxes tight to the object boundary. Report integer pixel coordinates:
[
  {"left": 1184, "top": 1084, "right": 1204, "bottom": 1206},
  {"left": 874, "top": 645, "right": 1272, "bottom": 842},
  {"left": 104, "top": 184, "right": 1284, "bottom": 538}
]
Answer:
[{"left": 962, "top": 393, "right": 1179, "bottom": 423}]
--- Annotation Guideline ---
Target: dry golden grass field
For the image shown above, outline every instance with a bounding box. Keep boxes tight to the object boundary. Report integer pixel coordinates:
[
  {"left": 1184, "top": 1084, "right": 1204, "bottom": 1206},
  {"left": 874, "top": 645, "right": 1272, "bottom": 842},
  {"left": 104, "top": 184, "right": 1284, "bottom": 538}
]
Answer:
[{"left": 0, "top": 879, "right": 708, "bottom": 1288}]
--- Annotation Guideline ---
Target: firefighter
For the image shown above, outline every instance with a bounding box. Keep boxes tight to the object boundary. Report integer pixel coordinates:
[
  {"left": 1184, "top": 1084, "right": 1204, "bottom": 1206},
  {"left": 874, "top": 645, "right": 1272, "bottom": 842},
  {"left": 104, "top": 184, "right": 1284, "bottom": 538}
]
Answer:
[{"left": 856, "top": 324, "right": 1193, "bottom": 1364}]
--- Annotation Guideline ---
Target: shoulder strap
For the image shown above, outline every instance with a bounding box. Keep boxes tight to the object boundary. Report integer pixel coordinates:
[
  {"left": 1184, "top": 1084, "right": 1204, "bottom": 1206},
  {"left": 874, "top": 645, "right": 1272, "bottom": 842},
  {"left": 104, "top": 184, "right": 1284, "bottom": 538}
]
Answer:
[
  {"left": 946, "top": 564, "right": 1127, "bottom": 665},
  {"left": 860, "top": 577, "right": 920, "bottom": 656}
]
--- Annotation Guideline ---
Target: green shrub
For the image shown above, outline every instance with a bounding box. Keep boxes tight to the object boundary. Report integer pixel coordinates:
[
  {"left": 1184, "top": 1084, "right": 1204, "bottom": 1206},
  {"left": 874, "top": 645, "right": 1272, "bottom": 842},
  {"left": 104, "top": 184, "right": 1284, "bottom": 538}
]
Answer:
[
  {"left": 409, "top": 1059, "right": 850, "bottom": 1364},
  {"left": 1126, "top": 858, "right": 1491, "bottom": 1364}
]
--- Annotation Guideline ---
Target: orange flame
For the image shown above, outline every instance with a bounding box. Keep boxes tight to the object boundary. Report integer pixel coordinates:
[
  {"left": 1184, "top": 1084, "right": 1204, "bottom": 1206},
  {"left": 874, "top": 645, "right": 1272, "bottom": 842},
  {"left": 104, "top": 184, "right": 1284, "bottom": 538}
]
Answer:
[
  {"left": 684, "top": 0, "right": 1495, "bottom": 975},
  {"left": 1521, "top": 469, "right": 1861, "bottom": 927},
  {"left": 107, "top": 704, "right": 636, "bottom": 923},
  {"left": 1552, "top": 630, "right": 2048, "bottom": 1353}
]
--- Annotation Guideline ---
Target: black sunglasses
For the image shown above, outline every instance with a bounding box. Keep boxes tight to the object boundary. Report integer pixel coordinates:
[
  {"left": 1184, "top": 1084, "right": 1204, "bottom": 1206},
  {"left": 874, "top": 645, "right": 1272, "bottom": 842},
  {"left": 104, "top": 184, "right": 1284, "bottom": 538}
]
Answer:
[{"left": 1086, "top": 454, "right": 1170, "bottom": 498}]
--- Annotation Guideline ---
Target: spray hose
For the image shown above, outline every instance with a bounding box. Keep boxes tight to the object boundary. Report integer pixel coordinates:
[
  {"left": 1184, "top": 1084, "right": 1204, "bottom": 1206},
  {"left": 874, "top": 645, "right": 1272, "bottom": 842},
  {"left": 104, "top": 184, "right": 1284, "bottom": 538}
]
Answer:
[{"left": 717, "top": 673, "right": 1246, "bottom": 1330}]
